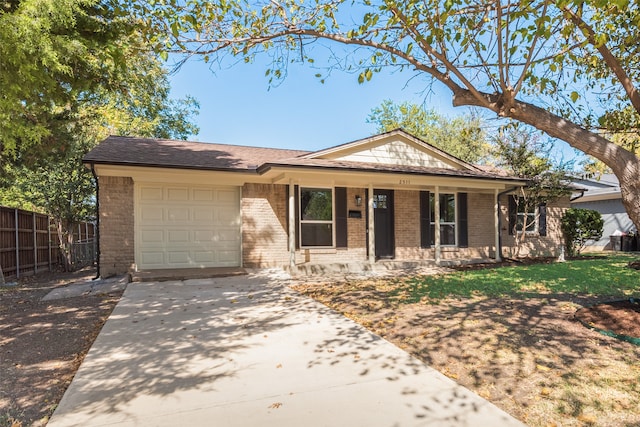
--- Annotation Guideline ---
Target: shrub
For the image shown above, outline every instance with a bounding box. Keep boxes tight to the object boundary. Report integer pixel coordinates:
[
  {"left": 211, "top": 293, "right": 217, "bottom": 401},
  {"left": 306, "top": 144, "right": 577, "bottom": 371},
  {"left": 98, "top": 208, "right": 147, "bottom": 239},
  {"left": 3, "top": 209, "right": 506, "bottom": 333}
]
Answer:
[{"left": 561, "top": 208, "right": 604, "bottom": 257}]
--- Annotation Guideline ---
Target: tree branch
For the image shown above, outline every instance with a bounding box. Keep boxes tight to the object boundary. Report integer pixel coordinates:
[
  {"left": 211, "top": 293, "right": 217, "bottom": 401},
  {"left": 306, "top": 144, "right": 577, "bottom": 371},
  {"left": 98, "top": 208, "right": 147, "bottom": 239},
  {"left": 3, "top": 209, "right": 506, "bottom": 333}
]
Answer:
[
  {"left": 452, "top": 88, "right": 639, "bottom": 170},
  {"left": 562, "top": 6, "right": 640, "bottom": 115}
]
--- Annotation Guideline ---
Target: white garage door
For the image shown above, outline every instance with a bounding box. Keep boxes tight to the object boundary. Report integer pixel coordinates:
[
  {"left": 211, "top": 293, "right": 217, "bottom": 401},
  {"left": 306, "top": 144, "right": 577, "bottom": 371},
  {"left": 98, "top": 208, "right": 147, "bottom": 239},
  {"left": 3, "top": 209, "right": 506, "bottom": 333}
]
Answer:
[{"left": 135, "top": 184, "right": 241, "bottom": 270}]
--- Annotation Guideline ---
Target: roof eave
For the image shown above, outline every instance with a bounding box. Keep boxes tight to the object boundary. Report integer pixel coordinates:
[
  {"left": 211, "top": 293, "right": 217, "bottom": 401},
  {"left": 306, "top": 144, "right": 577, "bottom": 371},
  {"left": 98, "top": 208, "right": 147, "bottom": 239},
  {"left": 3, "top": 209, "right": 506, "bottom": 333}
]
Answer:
[
  {"left": 84, "top": 159, "right": 260, "bottom": 174},
  {"left": 257, "top": 162, "right": 527, "bottom": 185}
]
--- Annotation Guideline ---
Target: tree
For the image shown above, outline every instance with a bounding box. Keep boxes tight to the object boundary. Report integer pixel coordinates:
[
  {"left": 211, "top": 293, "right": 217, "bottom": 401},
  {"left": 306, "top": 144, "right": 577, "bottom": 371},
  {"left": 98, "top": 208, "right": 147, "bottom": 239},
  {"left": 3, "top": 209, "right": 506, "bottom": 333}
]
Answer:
[
  {"left": 367, "top": 100, "right": 489, "bottom": 163},
  {"left": 561, "top": 208, "right": 604, "bottom": 257},
  {"left": 0, "top": 0, "right": 144, "bottom": 159},
  {"left": 0, "top": 58, "right": 200, "bottom": 270},
  {"left": 492, "top": 123, "right": 571, "bottom": 256},
  {"left": 133, "top": 0, "right": 640, "bottom": 231}
]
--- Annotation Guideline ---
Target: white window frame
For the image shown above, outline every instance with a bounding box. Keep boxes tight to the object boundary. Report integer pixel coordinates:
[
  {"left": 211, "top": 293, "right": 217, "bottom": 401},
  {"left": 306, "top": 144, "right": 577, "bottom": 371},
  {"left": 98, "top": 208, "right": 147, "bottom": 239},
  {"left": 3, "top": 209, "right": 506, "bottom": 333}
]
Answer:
[
  {"left": 299, "top": 187, "right": 335, "bottom": 248},
  {"left": 516, "top": 197, "right": 538, "bottom": 234},
  {"left": 430, "top": 192, "right": 457, "bottom": 247}
]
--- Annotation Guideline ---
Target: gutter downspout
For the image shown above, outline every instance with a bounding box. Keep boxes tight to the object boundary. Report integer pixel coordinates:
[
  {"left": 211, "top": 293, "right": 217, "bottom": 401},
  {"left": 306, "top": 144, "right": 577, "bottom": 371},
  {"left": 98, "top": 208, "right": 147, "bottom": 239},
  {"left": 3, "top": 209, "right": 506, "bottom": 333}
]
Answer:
[
  {"left": 90, "top": 163, "right": 101, "bottom": 280},
  {"left": 496, "top": 186, "right": 521, "bottom": 261}
]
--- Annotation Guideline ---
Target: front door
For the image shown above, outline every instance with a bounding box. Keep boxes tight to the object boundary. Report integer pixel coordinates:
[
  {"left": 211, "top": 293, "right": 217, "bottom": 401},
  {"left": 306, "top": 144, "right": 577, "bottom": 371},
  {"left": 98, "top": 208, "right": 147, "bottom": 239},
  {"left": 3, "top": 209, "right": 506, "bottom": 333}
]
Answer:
[{"left": 374, "top": 189, "right": 395, "bottom": 259}]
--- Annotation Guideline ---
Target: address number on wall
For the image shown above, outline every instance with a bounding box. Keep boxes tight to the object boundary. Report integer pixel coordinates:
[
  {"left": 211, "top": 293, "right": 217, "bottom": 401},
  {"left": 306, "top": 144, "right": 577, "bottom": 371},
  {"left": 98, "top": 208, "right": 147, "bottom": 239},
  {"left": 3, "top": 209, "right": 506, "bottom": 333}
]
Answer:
[{"left": 399, "top": 179, "right": 411, "bottom": 185}]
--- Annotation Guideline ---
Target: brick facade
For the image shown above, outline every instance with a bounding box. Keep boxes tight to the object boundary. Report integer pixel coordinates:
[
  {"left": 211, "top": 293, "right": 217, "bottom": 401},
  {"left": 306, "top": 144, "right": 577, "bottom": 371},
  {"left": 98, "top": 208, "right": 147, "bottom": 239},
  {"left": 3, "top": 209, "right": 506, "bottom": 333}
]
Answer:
[
  {"left": 99, "top": 176, "right": 134, "bottom": 276},
  {"left": 394, "top": 190, "right": 425, "bottom": 259},
  {"left": 500, "top": 196, "right": 568, "bottom": 258},
  {"left": 241, "top": 183, "right": 290, "bottom": 267},
  {"left": 98, "top": 179, "right": 568, "bottom": 273}
]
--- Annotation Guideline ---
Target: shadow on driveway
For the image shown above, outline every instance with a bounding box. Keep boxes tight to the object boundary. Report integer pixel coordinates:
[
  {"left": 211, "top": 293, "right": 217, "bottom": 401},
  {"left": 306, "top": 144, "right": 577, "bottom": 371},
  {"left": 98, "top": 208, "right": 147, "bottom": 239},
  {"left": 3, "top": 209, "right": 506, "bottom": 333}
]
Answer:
[{"left": 48, "top": 271, "right": 523, "bottom": 426}]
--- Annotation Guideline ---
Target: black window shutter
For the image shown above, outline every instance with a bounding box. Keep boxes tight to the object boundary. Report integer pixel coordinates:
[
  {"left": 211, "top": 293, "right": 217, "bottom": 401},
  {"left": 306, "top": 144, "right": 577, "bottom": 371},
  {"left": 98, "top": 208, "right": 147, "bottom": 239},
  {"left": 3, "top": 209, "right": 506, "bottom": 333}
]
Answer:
[
  {"left": 420, "top": 191, "right": 430, "bottom": 248},
  {"left": 458, "top": 193, "right": 468, "bottom": 248},
  {"left": 294, "top": 185, "right": 300, "bottom": 249},
  {"left": 508, "top": 195, "right": 517, "bottom": 235},
  {"left": 365, "top": 188, "right": 369, "bottom": 257},
  {"left": 335, "top": 187, "right": 348, "bottom": 248},
  {"left": 538, "top": 203, "right": 547, "bottom": 236}
]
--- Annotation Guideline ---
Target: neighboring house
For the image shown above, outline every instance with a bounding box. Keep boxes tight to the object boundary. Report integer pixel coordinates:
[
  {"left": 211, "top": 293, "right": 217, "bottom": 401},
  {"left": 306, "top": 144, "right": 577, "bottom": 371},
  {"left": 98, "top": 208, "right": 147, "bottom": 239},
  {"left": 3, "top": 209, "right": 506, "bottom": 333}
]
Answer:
[
  {"left": 84, "top": 129, "right": 569, "bottom": 277},
  {"left": 571, "top": 174, "right": 636, "bottom": 250}
]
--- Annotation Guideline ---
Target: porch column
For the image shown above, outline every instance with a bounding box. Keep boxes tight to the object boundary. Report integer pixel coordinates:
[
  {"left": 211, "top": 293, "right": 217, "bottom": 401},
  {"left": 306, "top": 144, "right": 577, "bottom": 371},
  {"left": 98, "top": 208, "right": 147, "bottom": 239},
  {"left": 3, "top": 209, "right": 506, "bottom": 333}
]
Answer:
[
  {"left": 494, "top": 188, "right": 502, "bottom": 262},
  {"left": 368, "top": 183, "right": 375, "bottom": 263},
  {"left": 434, "top": 186, "right": 441, "bottom": 265},
  {"left": 288, "top": 179, "right": 296, "bottom": 269}
]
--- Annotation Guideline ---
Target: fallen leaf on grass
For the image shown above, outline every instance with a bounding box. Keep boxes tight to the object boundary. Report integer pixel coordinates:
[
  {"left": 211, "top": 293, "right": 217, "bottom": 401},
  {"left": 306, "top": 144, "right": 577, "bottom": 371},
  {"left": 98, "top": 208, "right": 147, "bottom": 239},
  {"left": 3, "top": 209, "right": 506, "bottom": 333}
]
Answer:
[
  {"left": 540, "top": 387, "right": 552, "bottom": 396},
  {"left": 577, "top": 414, "right": 597, "bottom": 424}
]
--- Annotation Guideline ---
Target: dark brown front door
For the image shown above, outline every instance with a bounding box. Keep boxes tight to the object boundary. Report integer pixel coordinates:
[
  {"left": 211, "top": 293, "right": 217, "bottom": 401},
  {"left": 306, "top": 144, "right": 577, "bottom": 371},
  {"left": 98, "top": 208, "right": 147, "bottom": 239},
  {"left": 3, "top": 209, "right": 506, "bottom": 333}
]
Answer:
[{"left": 374, "top": 189, "right": 394, "bottom": 259}]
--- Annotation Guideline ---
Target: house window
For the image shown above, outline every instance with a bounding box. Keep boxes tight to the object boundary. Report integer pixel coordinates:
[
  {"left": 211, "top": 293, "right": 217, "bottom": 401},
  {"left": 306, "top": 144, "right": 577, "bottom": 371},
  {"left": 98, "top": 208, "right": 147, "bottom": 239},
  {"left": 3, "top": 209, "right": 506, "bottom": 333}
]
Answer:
[
  {"left": 430, "top": 193, "right": 456, "bottom": 246},
  {"left": 516, "top": 197, "right": 537, "bottom": 233},
  {"left": 300, "top": 187, "right": 333, "bottom": 247},
  {"left": 373, "top": 194, "right": 388, "bottom": 209}
]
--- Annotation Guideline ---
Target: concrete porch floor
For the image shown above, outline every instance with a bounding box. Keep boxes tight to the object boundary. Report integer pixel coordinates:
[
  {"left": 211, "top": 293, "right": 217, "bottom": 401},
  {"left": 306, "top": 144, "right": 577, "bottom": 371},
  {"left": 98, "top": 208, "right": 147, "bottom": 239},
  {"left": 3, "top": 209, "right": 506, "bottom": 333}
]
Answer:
[
  {"left": 129, "top": 258, "right": 496, "bottom": 282},
  {"left": 287, "top": 258, "right": 496, "bottom": 277}
]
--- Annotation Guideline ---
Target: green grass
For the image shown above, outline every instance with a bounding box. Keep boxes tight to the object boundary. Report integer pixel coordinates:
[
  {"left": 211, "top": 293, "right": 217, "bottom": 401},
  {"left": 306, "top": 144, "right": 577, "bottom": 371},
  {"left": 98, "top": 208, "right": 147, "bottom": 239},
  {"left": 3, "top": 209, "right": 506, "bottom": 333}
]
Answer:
[{"left": 396, "top": 253, "right": 640, "bottom": 301}]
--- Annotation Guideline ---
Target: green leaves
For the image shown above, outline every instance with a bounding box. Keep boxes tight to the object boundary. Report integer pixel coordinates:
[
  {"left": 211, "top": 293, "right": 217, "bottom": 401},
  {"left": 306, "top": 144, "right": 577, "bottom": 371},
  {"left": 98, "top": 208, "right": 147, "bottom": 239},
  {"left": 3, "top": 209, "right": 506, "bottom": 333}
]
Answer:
[
  {"left": 367, "top": 99, "right": 489, "bottom": 163},
  {"left": 570, "top": 91, "right": 580, "bottom": 103},
  {"left": 358, "top": 68, "right": 374, "bottom": 84},
  {"left": 561, "top": 208, "right": 604, "bottom": 257}
]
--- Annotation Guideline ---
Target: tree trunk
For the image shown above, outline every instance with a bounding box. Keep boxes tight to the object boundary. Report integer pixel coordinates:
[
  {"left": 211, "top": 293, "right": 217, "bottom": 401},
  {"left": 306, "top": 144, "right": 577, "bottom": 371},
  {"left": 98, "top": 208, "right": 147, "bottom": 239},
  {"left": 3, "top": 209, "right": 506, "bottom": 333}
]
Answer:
[
  {"left": 55, "top": 220, "right": 74, "bottom": 272},
  {"left": 453, "top": 89, "right": 640, "bottom": 231}
]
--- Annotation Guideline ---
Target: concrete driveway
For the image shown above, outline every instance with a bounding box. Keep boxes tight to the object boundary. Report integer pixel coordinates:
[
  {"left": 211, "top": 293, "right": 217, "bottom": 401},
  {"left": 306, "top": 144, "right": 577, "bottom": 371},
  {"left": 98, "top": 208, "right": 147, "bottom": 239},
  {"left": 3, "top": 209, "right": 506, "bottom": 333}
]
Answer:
[{"left": 48, "top": 271, "right": 524, "bottom": 427}]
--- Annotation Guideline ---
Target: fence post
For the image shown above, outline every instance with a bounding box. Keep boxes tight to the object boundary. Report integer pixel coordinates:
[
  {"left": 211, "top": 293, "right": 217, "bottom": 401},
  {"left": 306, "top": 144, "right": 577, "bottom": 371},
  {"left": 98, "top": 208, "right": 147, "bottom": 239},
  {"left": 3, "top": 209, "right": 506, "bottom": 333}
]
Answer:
[
  {"left": 32, "top": 212, "right": 37, "bottom": 274},
  {"left": 14, "top": 209, "right": 19, "bottom": 279},
  {"left": 48, "top": 216, "right": 52, "bottom": 271}
]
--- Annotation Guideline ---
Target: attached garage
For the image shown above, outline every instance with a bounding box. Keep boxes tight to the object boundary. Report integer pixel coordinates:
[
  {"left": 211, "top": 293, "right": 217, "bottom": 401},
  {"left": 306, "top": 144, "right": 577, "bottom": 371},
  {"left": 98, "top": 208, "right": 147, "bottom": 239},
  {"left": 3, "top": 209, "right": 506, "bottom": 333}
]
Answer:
[{"left": 135, "top": 183, "right": 241, "bottom": 270}]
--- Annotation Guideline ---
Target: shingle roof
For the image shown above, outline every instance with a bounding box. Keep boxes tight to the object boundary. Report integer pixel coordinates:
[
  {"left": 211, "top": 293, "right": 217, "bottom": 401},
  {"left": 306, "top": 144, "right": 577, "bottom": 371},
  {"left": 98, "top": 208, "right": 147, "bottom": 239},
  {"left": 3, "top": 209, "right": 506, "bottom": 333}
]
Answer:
[
  {"left": 84, "top": 135, "right": 522, "bottom": 183},
  {"left": 84, "top": 135, "right": 311, "bottom": 172}
]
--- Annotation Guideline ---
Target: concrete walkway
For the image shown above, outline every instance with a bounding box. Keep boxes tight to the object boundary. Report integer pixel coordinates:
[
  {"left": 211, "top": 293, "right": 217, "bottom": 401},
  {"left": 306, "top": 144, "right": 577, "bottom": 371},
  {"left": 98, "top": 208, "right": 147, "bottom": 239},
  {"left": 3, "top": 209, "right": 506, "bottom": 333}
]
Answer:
[{"left": 48, "top": 271, "right": 524, "bottom": 427}]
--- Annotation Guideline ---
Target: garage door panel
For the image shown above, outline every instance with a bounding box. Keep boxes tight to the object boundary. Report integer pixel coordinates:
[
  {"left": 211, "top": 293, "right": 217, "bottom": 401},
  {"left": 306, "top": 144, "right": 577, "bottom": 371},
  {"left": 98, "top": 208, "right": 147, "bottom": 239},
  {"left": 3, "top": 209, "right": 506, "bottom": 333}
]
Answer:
[
  {"left": 217, "top": 210, "right": 240, "bottom": 225},
  {"left": 167, "top": 208, "right": 190, "bottom": 222},
  {"left": 193, "top": 208, "right": 215, "bottom": 222},
  {"left": 140, "top": 252, "right": 165, "bottom": 266},
  {"left": 193, "top": 189, "right": 214, "bottom": 201},
  {"left": 193, "top": 251, "right": 215, "bottom": 263},
  {"left": 136, "top": 184, "right": 241, "bottom": 270},
  {"left": 218, "top": 229, "right": 240, "bottom": 242},
  {"left": 140, "top": 207, "right": 164, "bottom": 222},
  {"left": 168, "top": 230, "right": 190, "bottom": 243},
  {"left": 166, "top": 251, "right": 191, "bottom": 264},
  {"left": 140, "top": 230, "right": 164, "bottom": 243},
  {"left": 218, "top": 250, "right": 241, "bottom": 263},
  {"left": 167, "top": 187, "right": 189, "bottom": 201},
  {"left": 217, "top": 189, "right": 239, "bottom": 203},
  {"left": 193, "top": 229, "right": 215, "bottom": 242},
  {"left": 140, "top": 187, "right": 163, "bottom": 201}
]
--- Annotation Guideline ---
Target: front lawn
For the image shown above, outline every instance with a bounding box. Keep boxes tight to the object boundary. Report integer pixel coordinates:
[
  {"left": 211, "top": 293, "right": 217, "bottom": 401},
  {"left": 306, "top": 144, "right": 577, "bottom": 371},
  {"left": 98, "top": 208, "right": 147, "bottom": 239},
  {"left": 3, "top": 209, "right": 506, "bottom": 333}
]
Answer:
[
  {"left": 293, "top": 253, "right": 640, "bottom": 427},
  {"left": 397, "top": 254, "right": 639, "bottom": 302}
]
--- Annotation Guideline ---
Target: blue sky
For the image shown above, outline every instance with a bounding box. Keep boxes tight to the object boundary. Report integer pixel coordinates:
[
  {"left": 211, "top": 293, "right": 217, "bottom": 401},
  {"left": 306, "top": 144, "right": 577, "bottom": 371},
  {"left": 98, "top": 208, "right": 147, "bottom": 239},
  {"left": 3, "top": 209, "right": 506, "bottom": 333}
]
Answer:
[
  {"left": 168, "top": 56, "right": 465, "bottom": 151},
  {"left": 168, "top": 55, "right": 586, "bottom": 167}
]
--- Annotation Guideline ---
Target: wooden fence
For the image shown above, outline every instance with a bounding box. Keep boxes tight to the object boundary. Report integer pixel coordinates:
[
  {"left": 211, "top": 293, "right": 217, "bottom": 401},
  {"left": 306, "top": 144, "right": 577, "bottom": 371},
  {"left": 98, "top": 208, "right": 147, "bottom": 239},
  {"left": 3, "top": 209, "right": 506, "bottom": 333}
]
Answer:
[{"left": 0, "top": 206, "right": 95, "bottom": 280}]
